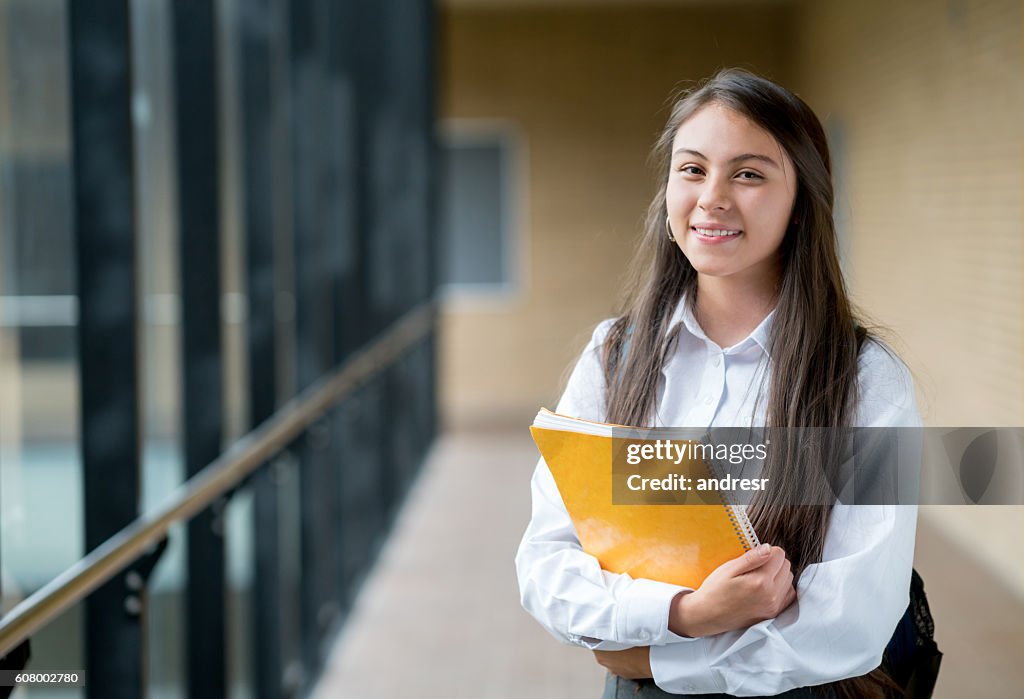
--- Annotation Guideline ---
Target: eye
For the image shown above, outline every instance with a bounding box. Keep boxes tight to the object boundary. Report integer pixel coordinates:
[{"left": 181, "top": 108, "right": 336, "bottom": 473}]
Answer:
[
  {"left": 737, "top": 171, "right": 764, "bottom": 180},
  {"left": 678, "top": 165, "right": 704, "bottom": 176}
]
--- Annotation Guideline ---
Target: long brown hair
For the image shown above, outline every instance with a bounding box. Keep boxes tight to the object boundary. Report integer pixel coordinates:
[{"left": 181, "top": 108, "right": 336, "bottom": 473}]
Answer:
[{"left": 600, "top": 68, "right": 897, "bottom": 697}]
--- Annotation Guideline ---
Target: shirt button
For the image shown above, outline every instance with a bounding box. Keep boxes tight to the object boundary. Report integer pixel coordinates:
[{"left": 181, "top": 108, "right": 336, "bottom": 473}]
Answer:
[
  {"left": 704, "top": 395, "right": 713, "bottom": 405},
  {"left": 712, "top": 355, "right": 721, "bottom": 367}
]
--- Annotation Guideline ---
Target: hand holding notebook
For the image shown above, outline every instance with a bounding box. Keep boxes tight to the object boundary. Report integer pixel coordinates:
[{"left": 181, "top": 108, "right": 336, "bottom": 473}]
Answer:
[{"left": 668, "top": 542, "right": 796, "bottom": 637}]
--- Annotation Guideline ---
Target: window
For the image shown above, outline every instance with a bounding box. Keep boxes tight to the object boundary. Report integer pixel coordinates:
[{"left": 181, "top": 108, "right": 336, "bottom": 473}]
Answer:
[{"left": 439, "top": 124, "right": 521, "bottom": 296}]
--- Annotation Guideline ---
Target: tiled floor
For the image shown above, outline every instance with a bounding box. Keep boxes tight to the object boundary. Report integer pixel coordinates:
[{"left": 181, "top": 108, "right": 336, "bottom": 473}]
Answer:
[{"left": 314, "top": 428, "right": 1024, "bottom": 698}]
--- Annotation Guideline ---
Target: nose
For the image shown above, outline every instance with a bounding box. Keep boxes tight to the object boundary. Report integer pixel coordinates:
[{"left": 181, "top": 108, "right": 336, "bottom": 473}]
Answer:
[{"left": 697, "top": 175, "right": 731, "bottom": 212}]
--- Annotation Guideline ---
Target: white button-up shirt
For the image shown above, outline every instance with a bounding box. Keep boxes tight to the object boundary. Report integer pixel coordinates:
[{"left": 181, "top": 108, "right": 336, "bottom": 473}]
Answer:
[{"left": 514, "top": 299, "right": 920, "bottom": 696}]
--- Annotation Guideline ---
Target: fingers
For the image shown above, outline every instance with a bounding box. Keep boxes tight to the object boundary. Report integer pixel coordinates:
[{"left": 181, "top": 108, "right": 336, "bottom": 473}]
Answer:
[
  {"left": 771, "top": 563, "right": 798, "bottom": 614},
  {"left": 728, "top": 543, "right": 773, "bottom": 574},
  {"left": 725, "top": 544, "right": 792, "bottom": 579},
  {"left": 762, "top": 547, "right": 788, "bottom": 579},
  {"left": 593, "top": 647, "right": 653, "bottom": 680},
  {"left": 770, "top": 551, "right": 792, "bottom": 585},
  {"left": 780, "top": 582, "right": 798, "bottom": 611}
]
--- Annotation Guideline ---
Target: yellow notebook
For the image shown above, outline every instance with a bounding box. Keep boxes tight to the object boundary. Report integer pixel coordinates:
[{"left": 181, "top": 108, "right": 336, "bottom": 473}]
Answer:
[{"left": 530, "top": 408, "right": 760, "bottom": 589}]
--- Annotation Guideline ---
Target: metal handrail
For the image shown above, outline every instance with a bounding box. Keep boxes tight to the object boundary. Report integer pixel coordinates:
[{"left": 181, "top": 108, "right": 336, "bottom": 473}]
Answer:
[{"left": 0, "top": 301, "right": 436, "bottom": 658}]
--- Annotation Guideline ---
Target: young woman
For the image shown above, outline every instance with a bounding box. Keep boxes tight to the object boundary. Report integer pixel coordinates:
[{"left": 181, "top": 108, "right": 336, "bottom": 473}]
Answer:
[{"left": 515, "top": 68, "right": 922, "bottom": 698}]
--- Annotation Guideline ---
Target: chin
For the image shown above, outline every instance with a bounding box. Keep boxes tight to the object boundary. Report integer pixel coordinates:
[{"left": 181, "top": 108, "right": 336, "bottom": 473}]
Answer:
[{"left": 684, "top": 258, "right": 735, "bottom": 278}]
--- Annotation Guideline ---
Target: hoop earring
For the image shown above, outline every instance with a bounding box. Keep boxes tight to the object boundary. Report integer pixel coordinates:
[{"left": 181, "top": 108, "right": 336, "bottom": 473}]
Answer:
[{"left": 666, "top": 216, "right": 674, "bottom": 242}]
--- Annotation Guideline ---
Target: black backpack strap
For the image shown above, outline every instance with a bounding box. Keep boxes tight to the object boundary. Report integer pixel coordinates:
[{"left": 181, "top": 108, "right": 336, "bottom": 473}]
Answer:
[{"left": 882, "top": 568, "right": 943, "bottom": 697}]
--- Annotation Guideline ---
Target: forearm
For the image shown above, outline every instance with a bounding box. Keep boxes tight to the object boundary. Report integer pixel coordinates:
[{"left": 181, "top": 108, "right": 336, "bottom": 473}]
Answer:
[
  {"left": 651, "top": 505, "right": 917, "bottom": 695},
  {"left": 667, "top": 590, "right": 720, "bottom": 638},
  {"left": 653, "top": 602, "right": 893, "bottom": 696},
  {"left": 516, "top": 459, "right": 690, "bottom": 648},
  {"left": 516, "top": 527, "right": 687, "bottom": 647}
]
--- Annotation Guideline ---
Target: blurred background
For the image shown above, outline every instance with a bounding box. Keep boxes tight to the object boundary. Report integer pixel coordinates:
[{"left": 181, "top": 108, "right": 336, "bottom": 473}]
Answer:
[{"left": 0, "top": 0, "right": 1021, "bottom": 697}]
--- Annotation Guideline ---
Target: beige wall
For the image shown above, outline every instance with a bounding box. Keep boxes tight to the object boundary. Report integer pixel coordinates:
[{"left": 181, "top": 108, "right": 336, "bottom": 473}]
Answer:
[
  {"left": 792, "top": 0, "right": 1024, "bottom": 599},
  {"left": 439, "top": 5, "right": 796, "bottom": 426},
  {"left": 793, "top": 0, "right": 1024, "bottom": 428}
]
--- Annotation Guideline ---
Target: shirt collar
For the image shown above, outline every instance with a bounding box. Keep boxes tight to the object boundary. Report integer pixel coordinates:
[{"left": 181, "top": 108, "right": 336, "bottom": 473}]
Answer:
[{"left": 668, "top": 293, "right": 774, "bottom": 358}]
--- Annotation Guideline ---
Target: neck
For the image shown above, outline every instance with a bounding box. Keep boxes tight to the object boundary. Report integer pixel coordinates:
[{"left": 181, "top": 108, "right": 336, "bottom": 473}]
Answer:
[{"left": 694, "top": 272, "right": 778, "bottom": 348}]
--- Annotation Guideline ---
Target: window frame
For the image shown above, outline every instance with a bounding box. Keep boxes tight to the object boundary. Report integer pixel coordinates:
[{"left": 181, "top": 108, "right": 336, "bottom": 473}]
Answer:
[{"left": 438, "top": 118, "right": 528, "bottom": 308}]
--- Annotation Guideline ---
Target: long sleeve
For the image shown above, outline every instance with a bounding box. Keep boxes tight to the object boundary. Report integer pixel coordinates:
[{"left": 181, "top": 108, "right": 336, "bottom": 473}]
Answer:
[
  {"left": 650, "top": 341, "right": 922, "bottom": 696},
  {"left": 514, "top": 320, "right": 693, "bottom": 650}
]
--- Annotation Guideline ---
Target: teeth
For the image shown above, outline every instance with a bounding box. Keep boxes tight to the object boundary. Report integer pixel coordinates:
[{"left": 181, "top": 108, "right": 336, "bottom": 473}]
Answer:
[{"left": 694, "top": 227, "right": 741, "bottom": 237}]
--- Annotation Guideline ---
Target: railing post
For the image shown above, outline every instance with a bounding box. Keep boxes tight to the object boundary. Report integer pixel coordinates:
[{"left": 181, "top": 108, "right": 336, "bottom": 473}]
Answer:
[
  {"left": 287, "top": 0, "right": 343, "bottom": 685},
  {"left": 68, "top": 1, "right": 143, "bottom": 696},
  {"left": 321, "top": 0, "right": 360, "bottom": 607},
  {"left": 170, "top": 1, "right": 227, "bottom": 696},
  {"left": 239, "top": 0, "right": 285, "bottom": 695}
]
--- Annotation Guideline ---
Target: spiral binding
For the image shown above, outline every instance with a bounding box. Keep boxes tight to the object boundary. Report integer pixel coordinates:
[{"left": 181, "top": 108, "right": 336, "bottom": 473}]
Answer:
[
  {"left": 723, "top": 503, "right": 760, "bottom": 549},
  {"left": 701, "top": 437, "right": 761, "bottom": 549}
]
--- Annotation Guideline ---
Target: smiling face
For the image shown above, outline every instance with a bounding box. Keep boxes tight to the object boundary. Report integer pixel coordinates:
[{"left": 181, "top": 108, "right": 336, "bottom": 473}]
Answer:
[{"left": 666, "top": 102, "right": 798, "bottom": 288}]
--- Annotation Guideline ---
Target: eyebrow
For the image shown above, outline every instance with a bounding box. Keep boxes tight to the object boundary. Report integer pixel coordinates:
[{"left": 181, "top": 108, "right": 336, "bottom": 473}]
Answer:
[{"left": 672, "top": 148, "right": 781, "bottom": 169}]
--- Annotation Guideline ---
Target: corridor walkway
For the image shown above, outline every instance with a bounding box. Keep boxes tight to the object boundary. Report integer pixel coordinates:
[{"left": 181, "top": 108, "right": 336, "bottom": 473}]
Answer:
[
  {"left": 314, "top": 428, "right": 1024, "bottom": 698},
  {"left": 313, "top": 427, "right": 602, "bottom": 698}
]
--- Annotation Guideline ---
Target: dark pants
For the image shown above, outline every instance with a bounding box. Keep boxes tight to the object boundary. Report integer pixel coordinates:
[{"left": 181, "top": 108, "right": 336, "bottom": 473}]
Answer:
[{"left": 602, "top": 674, "right": 837, "bottom": 698}]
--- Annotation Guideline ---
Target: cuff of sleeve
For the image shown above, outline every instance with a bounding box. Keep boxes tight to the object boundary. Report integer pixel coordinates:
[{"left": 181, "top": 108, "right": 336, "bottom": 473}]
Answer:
[
  {"left": 650, "top": 641, "right": 725, "bottom": 694},
  {"left": 570, "top": 636, "right": 633, "bottom": 651},
  {"left": 616, "top": 578, "right": 691, "bottom": 646}
]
